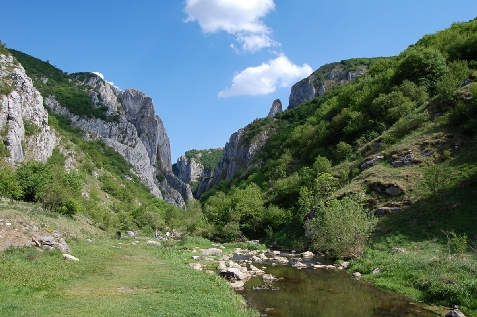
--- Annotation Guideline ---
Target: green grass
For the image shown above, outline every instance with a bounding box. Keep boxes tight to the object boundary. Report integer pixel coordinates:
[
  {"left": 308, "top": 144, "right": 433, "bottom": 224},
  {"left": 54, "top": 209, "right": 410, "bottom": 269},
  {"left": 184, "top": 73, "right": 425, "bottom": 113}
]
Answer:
[{"left": 0, "top": 237, "right": 257, "bottom": 317}]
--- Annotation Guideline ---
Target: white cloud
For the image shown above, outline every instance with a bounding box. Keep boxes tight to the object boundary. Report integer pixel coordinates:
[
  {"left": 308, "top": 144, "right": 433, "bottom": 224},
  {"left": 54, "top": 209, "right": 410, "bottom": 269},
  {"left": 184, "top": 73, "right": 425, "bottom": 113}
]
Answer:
[
  {"left": 218, "top": 54, "right": 312, "bottom": 97},
  {"left": 92, "top": 71, "right": 104, "bottom": 79},
  {"left": 184, "top": 0, "right": 279, "bottom": 53}
]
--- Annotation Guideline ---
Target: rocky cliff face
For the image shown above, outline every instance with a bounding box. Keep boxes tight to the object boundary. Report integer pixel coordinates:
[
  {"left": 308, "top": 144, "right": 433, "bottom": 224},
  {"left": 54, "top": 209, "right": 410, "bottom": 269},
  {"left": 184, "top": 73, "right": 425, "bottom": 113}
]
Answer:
[
  {"left": 198, "top": 126, "right": 270, "bottom": 196},
  {"left": 268, "top": 99, "right": 282, "bottom": 118},
  {"left": 0, "top": 53, "right": 56, "bottom": 164},
  {"left": 44, "top": 75, "right": 192, "bottom": 207},
  {"left": 288, "top": 61, "right": 370, "bottom": 109},
  {"left": 175, "top": 156, "right": 209, "bottom": 184}
]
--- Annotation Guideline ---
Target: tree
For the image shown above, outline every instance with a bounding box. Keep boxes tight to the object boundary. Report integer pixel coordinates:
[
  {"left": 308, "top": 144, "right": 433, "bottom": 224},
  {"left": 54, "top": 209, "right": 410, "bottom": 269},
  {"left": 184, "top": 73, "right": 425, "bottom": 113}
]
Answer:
[{"left": 393, "top": 46, "right": 448, "bottom": 94}]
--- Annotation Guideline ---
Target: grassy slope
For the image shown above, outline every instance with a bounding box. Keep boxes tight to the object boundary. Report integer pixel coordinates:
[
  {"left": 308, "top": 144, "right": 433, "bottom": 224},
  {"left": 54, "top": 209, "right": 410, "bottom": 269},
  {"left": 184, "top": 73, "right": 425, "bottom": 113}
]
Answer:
[{"left": 0, "top": 203, "right": 256, "bottom": 317}]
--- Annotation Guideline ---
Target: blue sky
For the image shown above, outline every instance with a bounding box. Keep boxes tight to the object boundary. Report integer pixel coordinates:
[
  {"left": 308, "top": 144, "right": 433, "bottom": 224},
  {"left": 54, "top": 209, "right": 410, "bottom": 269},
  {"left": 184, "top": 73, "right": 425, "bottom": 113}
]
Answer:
[{"left": 2, "top": 1, "right": 477, "bottom": 162}]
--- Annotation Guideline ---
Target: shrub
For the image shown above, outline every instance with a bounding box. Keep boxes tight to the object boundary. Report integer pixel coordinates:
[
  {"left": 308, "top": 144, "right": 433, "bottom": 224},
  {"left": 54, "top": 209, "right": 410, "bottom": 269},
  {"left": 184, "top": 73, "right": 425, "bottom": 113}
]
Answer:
[
  {"left": 16, "top": 161, "right": 52, "bottom": 202},
  {"left": 393, "top": 46, "right": 448, "bottom": 94},
  {"left": 0, "top": 162, "right": 22, "bottom": 199},
  {"left": 305, "top": 195, "right": 376, "bottom": 259}
]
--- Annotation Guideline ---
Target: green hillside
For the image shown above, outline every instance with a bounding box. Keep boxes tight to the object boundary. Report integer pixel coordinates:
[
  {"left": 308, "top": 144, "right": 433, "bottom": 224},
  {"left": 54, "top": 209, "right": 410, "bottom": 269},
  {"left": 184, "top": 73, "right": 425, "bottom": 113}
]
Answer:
[
  {"left": 197, "top": 18, "right": 477, "bottom": 314},
  {"left": 1, "top": 17, "right": 477, "bottom": 315}
]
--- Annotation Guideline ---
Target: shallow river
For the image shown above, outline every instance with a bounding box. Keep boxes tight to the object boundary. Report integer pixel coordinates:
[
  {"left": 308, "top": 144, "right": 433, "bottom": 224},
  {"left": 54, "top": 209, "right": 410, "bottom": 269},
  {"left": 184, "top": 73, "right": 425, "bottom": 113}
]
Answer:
[{"left": 236, "top": 255, "right": 439, "bottom": 317}]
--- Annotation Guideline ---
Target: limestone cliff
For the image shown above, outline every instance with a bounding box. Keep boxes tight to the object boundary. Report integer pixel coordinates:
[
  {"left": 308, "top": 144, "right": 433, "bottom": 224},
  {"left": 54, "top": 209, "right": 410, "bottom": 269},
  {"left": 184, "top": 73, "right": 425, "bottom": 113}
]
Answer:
[
  {"left": 288, "top": 58, "right": 376, "bottom": 109},
  {"left": 175, "top": 156, "right": 209, "bottom": 184},
  {"left": 44, "top": 74, "right": 192, "bottom": 207},
  {"left": 198, "top": 124, "right": 270, "bottom": 197},
  {"left": 0, "top": 53, "right": 56, "bottom": 164}
]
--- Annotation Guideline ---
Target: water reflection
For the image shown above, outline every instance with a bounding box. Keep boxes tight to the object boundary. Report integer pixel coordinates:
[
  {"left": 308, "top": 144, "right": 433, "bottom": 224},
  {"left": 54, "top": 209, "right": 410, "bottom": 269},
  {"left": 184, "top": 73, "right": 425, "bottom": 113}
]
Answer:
[{"left": 238, "top": 265, "right": 439, "bottom": 317}]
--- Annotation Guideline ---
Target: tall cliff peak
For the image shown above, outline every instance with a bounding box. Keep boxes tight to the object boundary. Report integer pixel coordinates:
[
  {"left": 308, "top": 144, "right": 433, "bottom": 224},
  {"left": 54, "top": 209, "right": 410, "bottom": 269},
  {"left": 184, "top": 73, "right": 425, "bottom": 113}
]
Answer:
[{"left": 268, "top": 99, "right": 282, "bottom": 118}]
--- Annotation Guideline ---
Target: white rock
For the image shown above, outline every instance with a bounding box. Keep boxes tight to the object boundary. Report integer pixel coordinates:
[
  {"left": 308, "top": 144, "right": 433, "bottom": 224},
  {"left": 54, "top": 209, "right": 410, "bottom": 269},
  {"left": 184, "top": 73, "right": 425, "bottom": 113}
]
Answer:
[{"left": 63, "top": 254, "right": 79, "bottom": 262}]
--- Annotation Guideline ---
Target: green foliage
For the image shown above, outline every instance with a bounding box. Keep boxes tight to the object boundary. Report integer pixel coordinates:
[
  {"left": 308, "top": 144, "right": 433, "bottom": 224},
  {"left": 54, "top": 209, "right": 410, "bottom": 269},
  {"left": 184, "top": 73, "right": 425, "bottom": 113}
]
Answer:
[
  {"left": 0, "top": 161, "right": 22, "bottom": 199},
  {"left": 16, "top": 161, "right": 52, "bottom": 202},
  {"left": 335, "top": 141, "right": 354, "bottom": 161},
  {"left": 444, "top": 231, "right": 468, "bottom": 257},
  {"left": 40, "top": 168, "right": 84, "bottom": 215},
  {"left": 421, "top": 164, "right": 451, "bottom": 198},
  {"left": 393, "top": 46, "right": 448, "bottom": 94},
  {"left": 184, "top": 148, "right": 224, "bottom": 173},
  {"left": 22, "top": 119, "right": 39, "bottom": 137},
  {"left": 305, "top": 195, "right": 376, "bottom": 259},
  {"left": 0, "top": 81, "right": 14, "bottom": 96},
  {"left": 436, "top": 60, "right": 469, "bottom": 102}
]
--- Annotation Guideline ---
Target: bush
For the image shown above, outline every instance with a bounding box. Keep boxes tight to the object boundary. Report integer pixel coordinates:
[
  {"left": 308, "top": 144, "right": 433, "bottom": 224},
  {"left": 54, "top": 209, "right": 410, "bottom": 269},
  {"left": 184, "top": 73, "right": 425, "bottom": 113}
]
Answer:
[
  {"left": 393, "top": 46, "right": 448, "bottom": 94},
  {"left": 0, "top": 162, "right": 22, "bottom": 199},
  {"left": 305, "top": 195, "right": 376, "bottom": 259}
]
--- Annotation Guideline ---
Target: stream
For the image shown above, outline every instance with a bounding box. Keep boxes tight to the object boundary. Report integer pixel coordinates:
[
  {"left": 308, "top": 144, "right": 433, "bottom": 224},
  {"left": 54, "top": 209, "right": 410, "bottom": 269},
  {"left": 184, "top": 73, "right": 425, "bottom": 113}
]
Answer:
[{"left": 233, "top": 253, "right": 439, "bottom": 317}]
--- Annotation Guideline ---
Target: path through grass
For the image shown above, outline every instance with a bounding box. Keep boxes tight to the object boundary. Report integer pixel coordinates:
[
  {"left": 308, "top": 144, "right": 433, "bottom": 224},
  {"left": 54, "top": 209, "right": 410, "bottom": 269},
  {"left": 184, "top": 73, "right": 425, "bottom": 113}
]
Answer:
[{"left": 0, "top": 238, "right": 256, "bottom": 317}]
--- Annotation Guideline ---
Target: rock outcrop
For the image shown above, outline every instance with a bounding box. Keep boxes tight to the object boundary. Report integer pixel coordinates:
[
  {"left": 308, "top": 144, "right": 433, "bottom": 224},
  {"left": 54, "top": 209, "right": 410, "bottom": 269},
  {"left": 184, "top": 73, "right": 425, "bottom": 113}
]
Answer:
[
  {"left": 268, "top": 99, "right": 282, "bottom": 118},
  {"left": 0, "top": 53, "right": 56, "bottom": 164},
  {"left": 198, "top": 125, "right": 270, "bottom": 196},
  {"left": 44, "top": 74, "right": 192, "bottom": 206},
  {"left": 288, "top": 60, "right": 371, "bottom": 109},
  {"left": 174, "top": 155, "right": 209, "bottom": 184}
]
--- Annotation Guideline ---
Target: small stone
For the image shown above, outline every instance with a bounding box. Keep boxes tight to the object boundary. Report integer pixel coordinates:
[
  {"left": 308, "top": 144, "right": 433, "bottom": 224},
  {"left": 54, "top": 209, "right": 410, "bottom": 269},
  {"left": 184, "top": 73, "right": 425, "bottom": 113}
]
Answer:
[
  {"left": 353, "top": 272, "right": 361, "bottom": 277},
  {"left": 372, "top": 268, "right": 381, "bottom": 274},
  {"left": 146, "top": 240, "right": 161, "bottom": 246},
  {"left": 85, "top": 239, "right": 92, "bottom": 243},
  {"left": 63, "top": 254, "right": 79, "bottom": 262}
]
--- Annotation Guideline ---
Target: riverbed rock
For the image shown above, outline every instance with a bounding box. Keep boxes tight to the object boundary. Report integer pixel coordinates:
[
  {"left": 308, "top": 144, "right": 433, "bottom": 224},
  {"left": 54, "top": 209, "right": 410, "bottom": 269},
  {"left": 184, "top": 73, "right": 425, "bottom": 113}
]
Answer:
[
  {"left": 302, "top": 251, "right": 314, "bottom": 258},
  {"left": 263, "top": 274, "right": 277, "bottom": 281},
  {"left": 274, "top": 256, "right": 289, "bottom": 264},
  {"left": 217, "top": 261, "right": 227, "bottom": 271},
  {"left": 249, "top": 264, "right": 265, "bottom": 275},
  {"left": 229, "top": 280, "right": 245, "bottom": 289},
  {"left": 292, "top": 262, "right": 308, "bottom": 269},
  {"left": 220, "top": 268, "right": 251, "bottom": 281},
  {"left": 353, "top": 272, "right": 362, "bottom": 277}
]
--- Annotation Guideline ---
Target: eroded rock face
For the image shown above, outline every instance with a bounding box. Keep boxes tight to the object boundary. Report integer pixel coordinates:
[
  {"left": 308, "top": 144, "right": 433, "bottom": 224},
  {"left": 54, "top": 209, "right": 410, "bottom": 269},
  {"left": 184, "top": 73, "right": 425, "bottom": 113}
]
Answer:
[
  {"left": 268, "top": 99, "right": 283, "bottom": 118},
  {"left": 0, "top": 53, "right": 56, "bottom": 164},
  {"left": 44, "top": 75, "right": 191, "bottom": 206},
  {"left": 288, "top": 79, "right": 316, "bottom": 110},
  {"left": 174, "top": 156, "right": 208, "bottom": 184},
  {"left": 198, "top": 126, "right": 270, "bottom": 196},
  {"left": 288, "top": 63, "right": 369, "bottom": 109}
]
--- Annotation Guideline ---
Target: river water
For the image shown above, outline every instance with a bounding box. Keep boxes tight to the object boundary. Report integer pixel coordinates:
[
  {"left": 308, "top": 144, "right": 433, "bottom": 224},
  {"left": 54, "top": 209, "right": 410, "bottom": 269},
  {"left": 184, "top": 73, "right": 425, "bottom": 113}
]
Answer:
[{"left": 235, "top": 255, "right": 439, "bottom": 317}]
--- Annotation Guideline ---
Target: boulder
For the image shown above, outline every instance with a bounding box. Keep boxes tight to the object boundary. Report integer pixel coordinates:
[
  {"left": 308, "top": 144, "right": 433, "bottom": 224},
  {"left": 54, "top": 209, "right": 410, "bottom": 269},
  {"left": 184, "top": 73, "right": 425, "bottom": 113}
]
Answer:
[
  {"left": 360, "top": 155, "right": 384, "bottom": 170},
  {"left": 302, "top": 251, "right": 314, "bottom": 258},
  {"left": 220, "top": 268, "right": 251, "bottom": 281}
]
